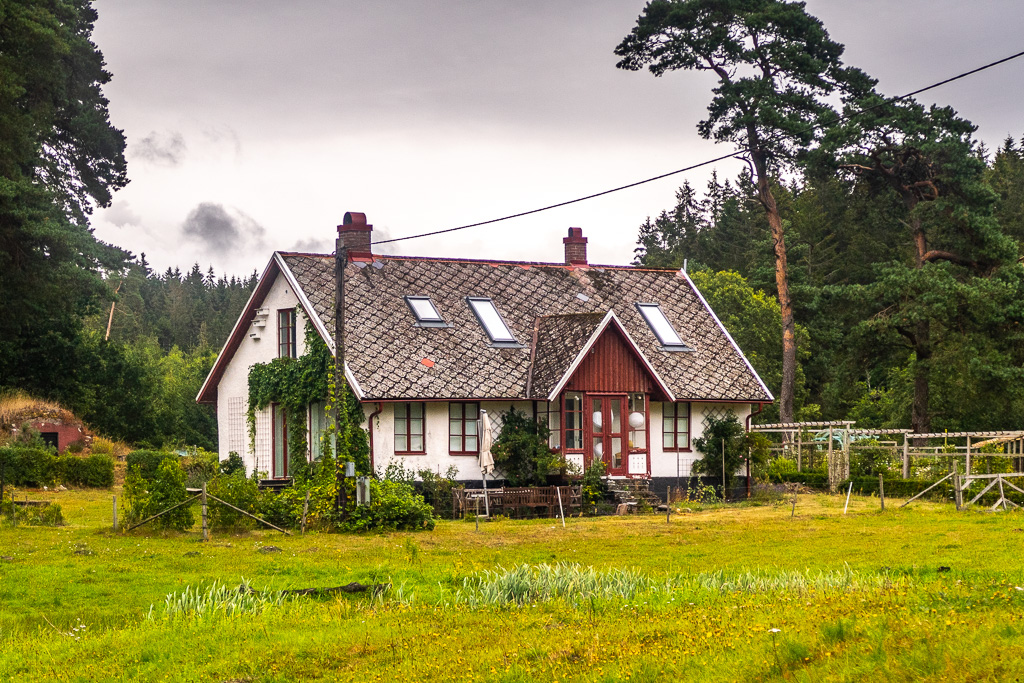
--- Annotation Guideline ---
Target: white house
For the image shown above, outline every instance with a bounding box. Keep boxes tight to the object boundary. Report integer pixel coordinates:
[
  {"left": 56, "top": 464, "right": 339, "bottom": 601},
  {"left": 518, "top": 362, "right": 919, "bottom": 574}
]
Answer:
[{"left": 196, "top": 212, "right": 773, "bottom": 487}]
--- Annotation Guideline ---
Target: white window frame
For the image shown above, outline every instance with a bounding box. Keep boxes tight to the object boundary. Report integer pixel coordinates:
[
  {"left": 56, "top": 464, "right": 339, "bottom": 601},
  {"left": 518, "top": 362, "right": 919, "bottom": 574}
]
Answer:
[
  {"left": 467, "top": 297, "right": 523, "bottom": 347},
  {"left": 635, "top": 303, "right": 692, "bottom": 352},
  {"left": 404, "top": 296, "right": 448, "bottom": 327}
]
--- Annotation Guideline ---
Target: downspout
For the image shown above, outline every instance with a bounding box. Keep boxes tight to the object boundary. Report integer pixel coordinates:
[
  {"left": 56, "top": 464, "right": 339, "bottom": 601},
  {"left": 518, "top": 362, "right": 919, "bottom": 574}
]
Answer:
[
  {"left": 745, "top": 402, "right": 766, "bottom": 499},
  {"left": 367, "top": 402, "right": 383, "bottom": 473}
]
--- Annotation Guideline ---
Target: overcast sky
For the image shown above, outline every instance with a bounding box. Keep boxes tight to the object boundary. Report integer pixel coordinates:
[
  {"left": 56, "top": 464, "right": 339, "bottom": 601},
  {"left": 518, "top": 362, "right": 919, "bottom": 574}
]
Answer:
[{"left": 90, "top": 1, "right": 1024, "bottom": 277}]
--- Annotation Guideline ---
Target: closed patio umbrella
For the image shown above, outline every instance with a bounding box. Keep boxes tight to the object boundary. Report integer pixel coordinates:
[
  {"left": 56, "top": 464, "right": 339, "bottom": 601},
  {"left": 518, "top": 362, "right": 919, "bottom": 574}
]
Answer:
[{"left": 479, "top": 410, "right": 494, "bottom": 516}]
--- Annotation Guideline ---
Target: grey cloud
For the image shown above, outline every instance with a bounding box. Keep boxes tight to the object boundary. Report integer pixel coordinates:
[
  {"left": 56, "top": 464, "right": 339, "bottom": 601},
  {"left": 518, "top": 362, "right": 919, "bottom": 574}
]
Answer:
[
  {"left": 104, "top": 201, "right": 142, "bottom": 227},
  {"left": 289, "top": 238, "right": 332, "bottom": 253},
  {"left": 182, "top": 202, "right": 266, "bottom": 253},
  {"left": 133, "top": 131, "right": 187, "bottom": 166},
  {"left": 203, "top": 125, "right": 242, "bottom": 157}
]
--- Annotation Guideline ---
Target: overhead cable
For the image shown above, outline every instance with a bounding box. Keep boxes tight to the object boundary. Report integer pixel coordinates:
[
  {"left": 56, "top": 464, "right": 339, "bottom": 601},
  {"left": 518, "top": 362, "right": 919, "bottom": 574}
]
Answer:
[{"left": 375, "top": 48, "right": 1024, "bottom": 246}]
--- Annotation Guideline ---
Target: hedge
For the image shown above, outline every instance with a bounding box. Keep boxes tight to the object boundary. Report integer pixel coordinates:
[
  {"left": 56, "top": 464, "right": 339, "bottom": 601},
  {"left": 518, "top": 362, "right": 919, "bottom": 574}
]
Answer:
[
  {"left": 0, "top": 447, "right": 114, "bottom": 488},
  {"left": 0, "top": 446, "right": 54, "bottom": 487},
  {"left": 56, "top": 454, "right": 115, "bottom": 488}
]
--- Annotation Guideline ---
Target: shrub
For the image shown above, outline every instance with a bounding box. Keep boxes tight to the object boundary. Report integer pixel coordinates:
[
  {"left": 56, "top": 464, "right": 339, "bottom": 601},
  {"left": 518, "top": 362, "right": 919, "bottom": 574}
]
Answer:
[
  {"left": 181, "top": 447, "right": 219, "bottom": 488},
  {"left": 342, "top": 479, "right": 435, "bottom": 532},
  {"left": 207, "top": 474, "right": 259, "bottom": 531},
  {"left": 121, "top": 465, "right": 150, "bottom": 526},
  {"left": 56, "top": 454, "right": 115, "bottom": 488},
  {"left": 417, "top": 466, "right": 462, "bottom": 518},
  {"left": 0, "top": 446, "right": 56, "bottom": 487},
  {"left": 125, "top": 450, "right": 174, "bottom": 482},
  {"left": 580, "top": 459, "right": 608, "bottom": 507},
  {"left": 491, "top": 408, "right": 558, "bottom": 486},
  {"left": 692, "top": 414, "right": 746, "bottom": 494},
  {"left": 220, "top": 451, "right": 245, "bottom": 477},
  {"left": 90, "top": 436, "right": 132, "bottom": 459},
  {"left": 148, "top": 458, "right": 194, "bottom": 531},
  {"left": 0, "top": 498, "right": 64, "bottom": 526},
  {"left": 767, "top": 457, "right": 797, "bottom": 479}
]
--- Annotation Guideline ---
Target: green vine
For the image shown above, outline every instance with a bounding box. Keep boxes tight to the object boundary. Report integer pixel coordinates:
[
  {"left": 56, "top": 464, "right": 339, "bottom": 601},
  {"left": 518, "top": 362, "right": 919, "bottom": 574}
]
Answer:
[{"left": 247, "top": 314, "right": 367, "bottom": 475}]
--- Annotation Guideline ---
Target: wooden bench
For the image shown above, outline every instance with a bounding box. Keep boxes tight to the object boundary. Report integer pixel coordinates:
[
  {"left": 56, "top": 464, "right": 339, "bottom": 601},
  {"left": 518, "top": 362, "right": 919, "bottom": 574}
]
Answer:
[{"left": 455, "top": 486, "right": 580, "bottom": 518}]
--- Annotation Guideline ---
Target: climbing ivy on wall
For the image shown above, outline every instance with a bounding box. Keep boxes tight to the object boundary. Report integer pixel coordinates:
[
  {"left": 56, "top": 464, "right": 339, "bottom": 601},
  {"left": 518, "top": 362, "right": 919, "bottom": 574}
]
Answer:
[{"left": 247, "top": 315, "right": 368, "bottom": 475}]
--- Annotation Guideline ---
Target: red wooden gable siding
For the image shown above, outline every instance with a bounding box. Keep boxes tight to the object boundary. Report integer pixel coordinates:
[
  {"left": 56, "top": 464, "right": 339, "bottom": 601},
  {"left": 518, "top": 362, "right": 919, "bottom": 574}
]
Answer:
[{"left": 564, "top": 325, "right": 667, "bottom": 399}]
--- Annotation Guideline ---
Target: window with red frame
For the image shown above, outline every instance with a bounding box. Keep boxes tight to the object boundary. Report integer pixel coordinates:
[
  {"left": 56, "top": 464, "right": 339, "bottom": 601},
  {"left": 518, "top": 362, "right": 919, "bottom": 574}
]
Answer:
[
  {"left": 394, "top": 402, "right": 425, "bottom": 454},
  {"left": 448, "top": 402, "right": 479, "bottom": 454},
  {"left": 662, "top": 402, "right": 690, "bottom": 451},
  {"left": 278, "top": 309, "right": 297, "bottom": 358}
]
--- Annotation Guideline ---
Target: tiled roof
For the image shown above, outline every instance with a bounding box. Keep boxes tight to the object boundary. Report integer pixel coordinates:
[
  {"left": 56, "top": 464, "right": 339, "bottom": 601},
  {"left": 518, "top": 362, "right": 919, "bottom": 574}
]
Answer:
[
  {"left": 280, "top": 253, "right": 772, "bottom": 402},
  {"left": 529, "top": 313, "right": 606, "bottom": 400}
]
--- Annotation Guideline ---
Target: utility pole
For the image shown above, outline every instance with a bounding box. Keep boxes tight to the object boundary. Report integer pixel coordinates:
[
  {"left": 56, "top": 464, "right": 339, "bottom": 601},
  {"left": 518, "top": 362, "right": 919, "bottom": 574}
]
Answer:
[{"left": 334, "top": 227, "right": 347, "bottom": 516}]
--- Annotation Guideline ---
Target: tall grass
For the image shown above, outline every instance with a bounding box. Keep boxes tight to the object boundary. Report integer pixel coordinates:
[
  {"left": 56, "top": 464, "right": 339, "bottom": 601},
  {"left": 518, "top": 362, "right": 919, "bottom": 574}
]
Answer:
[
  {"left": 0, "top": 390, "right": 77, "bottom": 427},
  {"left": 452, "top": 562, "right": 902, "bottom": 608},
  {"left": 150, "top": 580, "right": 288, "bottom": 620}
]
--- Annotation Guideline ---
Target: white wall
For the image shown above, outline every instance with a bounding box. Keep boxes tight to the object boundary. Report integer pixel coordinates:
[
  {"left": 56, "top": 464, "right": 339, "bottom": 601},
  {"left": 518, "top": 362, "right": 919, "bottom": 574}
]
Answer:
[
  {"left": 368, "top": 399, "right": 752, "bottom": 481},
  {"left": 215, "top": 270, "right": 305, "bottom": 475},
  {"left": 648, "top": 401, "right": 752, "bottom": 479},
  {"left": 371, "top": 400, "right": 533, "bottom": 480}
]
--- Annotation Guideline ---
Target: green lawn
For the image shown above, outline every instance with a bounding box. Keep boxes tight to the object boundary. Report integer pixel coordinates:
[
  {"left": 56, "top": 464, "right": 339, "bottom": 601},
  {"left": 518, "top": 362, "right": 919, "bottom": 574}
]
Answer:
[{"left": 1, "top": 488, "right": 1023, "bottom": 681}]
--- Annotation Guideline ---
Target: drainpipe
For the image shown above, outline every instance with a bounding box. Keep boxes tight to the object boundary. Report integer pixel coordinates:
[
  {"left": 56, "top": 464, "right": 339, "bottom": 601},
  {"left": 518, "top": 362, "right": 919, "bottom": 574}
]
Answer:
[
  {"left": 367, "top": 402, "right": 383, "bottom": 474},
  {"left": 745, "top": 402, "right": 766, "bottom": 499}
]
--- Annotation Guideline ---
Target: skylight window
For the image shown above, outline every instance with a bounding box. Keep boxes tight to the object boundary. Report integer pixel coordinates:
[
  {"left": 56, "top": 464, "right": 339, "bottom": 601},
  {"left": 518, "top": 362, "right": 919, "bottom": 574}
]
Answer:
[
  {"left": 404, "top": 296, "right": 448, "bottom": 327},
  {"left": 467, "top": 297, "right": 522, "bottom": 347},
  {"left": 636, "top": 303, "right": 692, "bottom": 352}
]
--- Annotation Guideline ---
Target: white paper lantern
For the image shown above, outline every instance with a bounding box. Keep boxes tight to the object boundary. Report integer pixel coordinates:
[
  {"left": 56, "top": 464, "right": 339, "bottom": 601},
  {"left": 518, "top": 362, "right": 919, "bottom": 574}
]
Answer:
[
  {"left": 594, "top": 441, "right": 604, "bottom": 458},
  {"left": 628, "top": 411, "right": 645, "bottom": 430},
  {"left": 592, "top": 411, "right": 603, "bottom": 430}
]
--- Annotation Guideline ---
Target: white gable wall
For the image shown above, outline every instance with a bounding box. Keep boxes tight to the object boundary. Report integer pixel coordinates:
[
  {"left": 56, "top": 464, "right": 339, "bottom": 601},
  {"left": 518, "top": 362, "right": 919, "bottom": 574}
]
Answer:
[{"left": 216, "top": 270, "right": 306, "bottom": 475}]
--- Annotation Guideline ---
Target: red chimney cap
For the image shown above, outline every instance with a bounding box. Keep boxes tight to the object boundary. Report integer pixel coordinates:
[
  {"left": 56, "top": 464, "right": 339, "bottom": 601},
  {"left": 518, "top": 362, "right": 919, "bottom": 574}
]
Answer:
[
  {"left": 339, "top": 212, "right": 372, "bottom": 233},
  {"left": 563, "top": 227, "right": 587, "bottom": 244}
]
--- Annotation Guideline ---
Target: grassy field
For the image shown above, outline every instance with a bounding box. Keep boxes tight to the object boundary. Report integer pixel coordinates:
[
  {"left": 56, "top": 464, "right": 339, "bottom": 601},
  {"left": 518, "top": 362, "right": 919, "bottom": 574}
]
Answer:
[{"left": 1, "top": 488, "right": 1023, "bottom": 682}]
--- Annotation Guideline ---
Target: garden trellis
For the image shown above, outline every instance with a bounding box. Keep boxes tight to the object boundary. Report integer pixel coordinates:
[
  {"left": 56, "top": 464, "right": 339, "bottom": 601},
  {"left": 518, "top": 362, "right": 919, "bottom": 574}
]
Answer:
[{"left": 750, "top": 421, "right": 1024, "bottom": 501}]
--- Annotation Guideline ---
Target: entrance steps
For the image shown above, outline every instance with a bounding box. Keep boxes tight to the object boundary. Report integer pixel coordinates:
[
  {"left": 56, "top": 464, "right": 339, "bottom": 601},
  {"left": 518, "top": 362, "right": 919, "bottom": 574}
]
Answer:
[{"left": 606, "top": 479, "right": 662, "bottom": 508}]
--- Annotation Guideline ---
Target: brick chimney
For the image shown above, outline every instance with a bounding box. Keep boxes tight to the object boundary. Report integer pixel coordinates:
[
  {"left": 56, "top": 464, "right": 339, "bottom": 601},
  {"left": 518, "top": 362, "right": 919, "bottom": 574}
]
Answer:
[
  {"left": 337, "top": 211, "right": 373, "bottom": 260},
  {"left": 563, "top": 227, "right": 588, "bottom": 266}
]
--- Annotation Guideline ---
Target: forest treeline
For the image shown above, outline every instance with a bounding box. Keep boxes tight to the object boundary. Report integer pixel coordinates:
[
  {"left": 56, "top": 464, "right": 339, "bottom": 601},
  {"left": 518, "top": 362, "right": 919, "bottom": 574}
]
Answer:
[
  {"left": 636, "top": 137, "right": 1024, "bottom": 431},
  {"left": 7, "top": 254, "right": 255, "bottom": 450}
]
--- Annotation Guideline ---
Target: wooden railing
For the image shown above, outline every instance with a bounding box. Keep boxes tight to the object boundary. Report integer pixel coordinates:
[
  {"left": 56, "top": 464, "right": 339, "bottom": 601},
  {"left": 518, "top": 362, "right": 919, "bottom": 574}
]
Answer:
[{"left": 453, "top": 486, "right": 582, "bottom": 518}]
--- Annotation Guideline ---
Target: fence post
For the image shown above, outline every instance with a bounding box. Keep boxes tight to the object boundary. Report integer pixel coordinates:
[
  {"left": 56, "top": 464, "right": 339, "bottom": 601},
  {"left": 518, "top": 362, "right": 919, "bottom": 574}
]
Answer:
[
  {"left": 953, "top": 461, "right": 962, "bottom": 511},
  {"left": 112, "top": 495, "right": 118, "bottom": 531},
  {"left": 966, "top": 436, "right": 972, "bottom": 477},
  {"left": 797, "top": 430, "right": 802, "bottom": 472},
  {"left": 902, "top": 435, "right": 910, "bottom": 479},
  {"left": 201, "top": 482, "right": 209, "bottom": 542},
  {"left": 879, "top": 474, "right": 885, "bottom": 512}
]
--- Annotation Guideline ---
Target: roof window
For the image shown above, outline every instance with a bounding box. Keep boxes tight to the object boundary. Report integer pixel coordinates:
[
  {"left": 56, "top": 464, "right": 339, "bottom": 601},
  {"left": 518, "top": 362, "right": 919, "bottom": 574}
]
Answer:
[
  {"left": 467, "top": 297, "right": 523, "bottom": 347},
  {"left": 404, "top": 296, "right": 448, "bottom": 327},
  {"left": 636, "top": 303, "right": 692, "bottom": 352}
]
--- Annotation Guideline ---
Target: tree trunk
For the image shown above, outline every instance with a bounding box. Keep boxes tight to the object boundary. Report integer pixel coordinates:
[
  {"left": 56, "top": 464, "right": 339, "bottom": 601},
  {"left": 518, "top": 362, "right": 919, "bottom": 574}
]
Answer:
[
  {"left": 911, "top": 321, "right": 931, "bottom": 434},
  {"left": 751, "top": 157, "right": 796, "bottom": 423},
  {"left": 910, "top": 216, "right": 930, "bottom": 435}
]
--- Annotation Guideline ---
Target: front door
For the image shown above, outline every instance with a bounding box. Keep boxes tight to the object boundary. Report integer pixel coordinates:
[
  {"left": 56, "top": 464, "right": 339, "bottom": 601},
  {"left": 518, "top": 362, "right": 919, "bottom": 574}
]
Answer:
[{"left": 591, "top": 395, "right": 627, "bottom": 476}]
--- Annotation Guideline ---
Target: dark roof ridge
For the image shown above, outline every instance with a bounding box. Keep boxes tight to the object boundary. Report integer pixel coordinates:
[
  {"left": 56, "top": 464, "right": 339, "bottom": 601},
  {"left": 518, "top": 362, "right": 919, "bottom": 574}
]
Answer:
[{"left": 276, "top": 250, "right": 682, "bottom": 273}]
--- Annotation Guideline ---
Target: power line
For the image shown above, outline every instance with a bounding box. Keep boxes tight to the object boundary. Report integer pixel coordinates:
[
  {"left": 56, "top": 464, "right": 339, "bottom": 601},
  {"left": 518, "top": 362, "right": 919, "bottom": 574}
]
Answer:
[{"left": 375, "top": 48, "right": 1024, "bottom": 246}]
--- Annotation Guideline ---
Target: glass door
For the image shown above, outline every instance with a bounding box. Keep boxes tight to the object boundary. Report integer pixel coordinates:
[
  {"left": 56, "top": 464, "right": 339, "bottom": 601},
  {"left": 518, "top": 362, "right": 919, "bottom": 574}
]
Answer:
[{"left": 591, "top": 395, "right": 626, "bottom": 476}]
